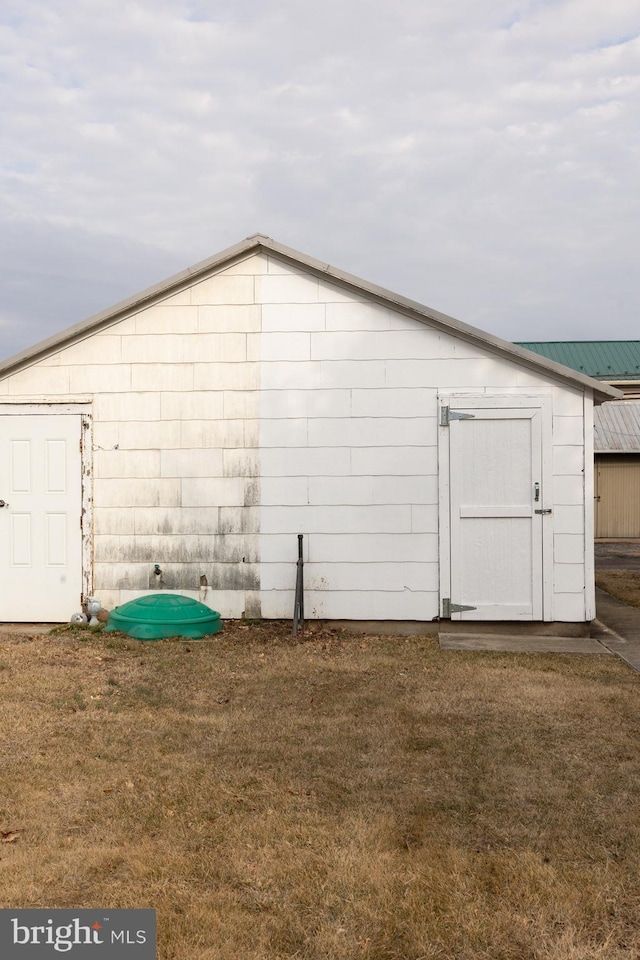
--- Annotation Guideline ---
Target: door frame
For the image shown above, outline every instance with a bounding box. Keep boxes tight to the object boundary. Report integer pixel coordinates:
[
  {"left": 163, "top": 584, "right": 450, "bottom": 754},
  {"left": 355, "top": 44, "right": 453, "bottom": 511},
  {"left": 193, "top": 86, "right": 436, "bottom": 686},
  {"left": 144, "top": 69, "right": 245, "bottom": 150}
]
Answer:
[
  {"left": 0, "top": 402, "right": 93, "bottom": 609},
  {"left": 438, "top": 393, "right": 553, "bottom": 621}
]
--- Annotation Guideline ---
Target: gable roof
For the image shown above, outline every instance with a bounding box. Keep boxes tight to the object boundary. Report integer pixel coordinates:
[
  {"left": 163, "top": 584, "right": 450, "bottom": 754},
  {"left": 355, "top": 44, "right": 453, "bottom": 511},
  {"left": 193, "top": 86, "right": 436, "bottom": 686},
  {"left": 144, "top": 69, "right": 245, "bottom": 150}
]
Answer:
[
  {"left": 516, "top": 341, "right": 640, "bottom": 382},
  {"left": 0, "top": 233, "right": 621, "bottom": 402}
]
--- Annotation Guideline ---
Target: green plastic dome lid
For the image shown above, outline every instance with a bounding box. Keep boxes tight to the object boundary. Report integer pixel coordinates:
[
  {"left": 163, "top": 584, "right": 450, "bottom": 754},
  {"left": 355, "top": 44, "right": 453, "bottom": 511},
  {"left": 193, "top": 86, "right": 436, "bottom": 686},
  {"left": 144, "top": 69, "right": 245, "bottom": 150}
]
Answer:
[{"left": 104, "top": 593, "right": 222, "bottom": 640}]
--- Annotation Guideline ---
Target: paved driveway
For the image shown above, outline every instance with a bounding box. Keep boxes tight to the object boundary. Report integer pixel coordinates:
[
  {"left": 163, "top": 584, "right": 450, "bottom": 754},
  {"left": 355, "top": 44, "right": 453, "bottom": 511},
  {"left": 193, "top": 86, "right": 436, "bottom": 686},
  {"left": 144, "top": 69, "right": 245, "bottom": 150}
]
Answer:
[{"left": 595, "top": 540, "right": 640, "bottom": 570}]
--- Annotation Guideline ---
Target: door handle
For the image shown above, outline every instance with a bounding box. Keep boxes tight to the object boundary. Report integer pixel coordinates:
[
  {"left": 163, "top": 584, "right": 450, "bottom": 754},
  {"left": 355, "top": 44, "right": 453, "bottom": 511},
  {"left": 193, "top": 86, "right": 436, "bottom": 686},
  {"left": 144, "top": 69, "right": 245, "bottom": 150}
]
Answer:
[
  {"left": 534, "top": 482, "right": 540, "bottom": 502},
  {"left": 0, "top": 500, "right": 8, "bottom": 508},
  {"left": 535, "top": 508, "right": 552, "bottom": 515}
]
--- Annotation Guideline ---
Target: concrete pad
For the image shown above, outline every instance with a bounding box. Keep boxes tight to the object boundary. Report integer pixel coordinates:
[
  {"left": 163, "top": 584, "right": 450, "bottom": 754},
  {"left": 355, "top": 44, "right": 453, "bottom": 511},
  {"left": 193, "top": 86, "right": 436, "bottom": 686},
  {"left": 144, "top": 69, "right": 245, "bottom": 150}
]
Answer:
[
  {"left": 594, "top": 588, "right": 640, "bottom": 672},
  {"left": 0, "top": 624, "right": 58, "bottom": 635},
  {"left": 438, "top": 633, "right": 612, "bottom": 654}
]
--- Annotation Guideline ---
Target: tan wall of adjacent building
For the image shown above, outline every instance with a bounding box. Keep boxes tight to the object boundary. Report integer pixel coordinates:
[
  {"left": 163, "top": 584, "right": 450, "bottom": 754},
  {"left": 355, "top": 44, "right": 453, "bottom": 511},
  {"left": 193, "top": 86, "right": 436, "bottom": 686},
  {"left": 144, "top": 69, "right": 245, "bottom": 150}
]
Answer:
[{"left": 595, "top": 455, "right": 640, "bottom": 538}]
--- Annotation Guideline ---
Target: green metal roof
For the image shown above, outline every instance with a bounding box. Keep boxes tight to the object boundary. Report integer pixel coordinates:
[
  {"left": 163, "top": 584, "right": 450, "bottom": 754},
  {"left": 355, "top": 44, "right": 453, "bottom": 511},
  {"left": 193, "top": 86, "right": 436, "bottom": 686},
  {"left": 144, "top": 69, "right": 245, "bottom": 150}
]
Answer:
[{"left": 516, "top": 341, "right": 640, "bottom": 381}]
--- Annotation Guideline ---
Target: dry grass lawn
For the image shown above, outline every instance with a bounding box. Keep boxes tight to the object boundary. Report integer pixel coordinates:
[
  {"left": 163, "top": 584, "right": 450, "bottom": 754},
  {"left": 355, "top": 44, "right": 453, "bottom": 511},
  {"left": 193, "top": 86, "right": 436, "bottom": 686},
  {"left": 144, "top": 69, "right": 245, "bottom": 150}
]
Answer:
[
  {"left": 1, "top": 621, "right": 640, "bottom": 959},
  {"left": 596, "top": 571, "right": 640, "bottom": 610}
]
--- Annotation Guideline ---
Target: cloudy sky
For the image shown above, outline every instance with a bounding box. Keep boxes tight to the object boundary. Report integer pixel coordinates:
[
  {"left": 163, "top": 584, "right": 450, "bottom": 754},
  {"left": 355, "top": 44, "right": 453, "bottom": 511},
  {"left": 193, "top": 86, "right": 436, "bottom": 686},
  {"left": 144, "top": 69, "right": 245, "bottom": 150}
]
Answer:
[{"left": 1, "top": 0, "right": 638, "bottom": 360}]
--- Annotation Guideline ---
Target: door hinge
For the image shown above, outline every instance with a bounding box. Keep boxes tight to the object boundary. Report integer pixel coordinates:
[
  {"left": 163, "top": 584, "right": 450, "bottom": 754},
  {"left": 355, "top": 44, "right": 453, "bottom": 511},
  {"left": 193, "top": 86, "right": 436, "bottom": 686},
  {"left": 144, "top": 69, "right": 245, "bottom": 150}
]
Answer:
[
  {"left": 440, "top": 405, "right": 475, "bottom": 426},
  {"left": 442, "top": 598, "right": 477, "bottom": 618}
]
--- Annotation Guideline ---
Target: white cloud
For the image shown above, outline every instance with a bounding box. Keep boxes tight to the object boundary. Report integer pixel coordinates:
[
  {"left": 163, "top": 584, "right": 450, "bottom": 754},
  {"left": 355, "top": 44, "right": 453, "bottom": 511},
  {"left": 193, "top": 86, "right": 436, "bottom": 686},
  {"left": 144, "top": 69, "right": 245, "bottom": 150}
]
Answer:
[{"left": 0, "top": 0, "right": 638, "bottom": 357}]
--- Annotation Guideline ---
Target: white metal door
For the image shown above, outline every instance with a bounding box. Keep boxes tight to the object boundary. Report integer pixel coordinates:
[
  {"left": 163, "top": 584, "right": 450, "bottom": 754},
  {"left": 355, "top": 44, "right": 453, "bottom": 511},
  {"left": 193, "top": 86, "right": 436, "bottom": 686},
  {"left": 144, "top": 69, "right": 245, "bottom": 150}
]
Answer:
[
  {"left": 0, "top": 415, "right": 83, "bottom": 621},
  {"left": 444, "top": 401, "right": 549, "bottom": 621}
]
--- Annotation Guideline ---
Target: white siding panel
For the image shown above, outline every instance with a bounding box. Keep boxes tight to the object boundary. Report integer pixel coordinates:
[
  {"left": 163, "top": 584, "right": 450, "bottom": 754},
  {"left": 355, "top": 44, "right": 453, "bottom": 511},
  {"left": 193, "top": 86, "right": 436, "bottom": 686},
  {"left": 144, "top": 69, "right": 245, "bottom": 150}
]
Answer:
[
  {"left": 220, "top": 254, "right": 268, "bottom": 276},
  {"left": 554, "top": 534, "right": 585, "bottom": 564},
  {"left": 256, "top": 274, "right": 319, "bottom": 303},
  {"left": 552, "top": 387, "right": 584, "bottom": 416},
  {"left": 223, "top": 391, "right": 260, "bottom": 419},
  {"left": 36, "top": 354, "right": 67, "bottom": 371},
  {"left": 244, "top": 419, "right": 259, "bottom": 447},
  {"left": 308, "top": 417, "right": 437, "bottom": 447},
  {"left": 8, "top": 367, "right": 70, "bottom": 395},
  {"left": 211, "top": 591, "right": 249, "bottom": 618},
  {"left": 261, "top": 360, "right": 386, "bottom": 391},
  {"left": 261, "top": 477, "right": 309, "bottom": 505},
  {"left": 223, "top": 449, "right": 260, "bottom": 477},
  {"left": 261, "top": 561, "right": 438, "bottom": 592},
  {"left": 552, "top": 475, "right": 584, "bottom": 505},
  {"left": 261, "top": 589, "right": 438, "bottom": 621},
  {"left": 70, "top": 365, "right": 132, "bottom": 393},
  {"left": 117, "top": 420, "right": 182, "bottom": 449},
  {"left": 266, "top": 257, "right": 307, "bottom": 276},
  {"left": 96, "top": 563, "right": 150, "bottom": 590},
  {"left": 133, "top": 305, "right": 198, "bottom": 335},
  {"left": 553, "top": 564, "right": 585, "bottom": 592},
  {"left": 197, "top": 305, "right": 261, "bottom": 333},
  {"left": 161, "top": 290, "right": 192, "bottom": 306},
  {"left": 94, "top": 589, "right": 121, "bottom": 610},
  {"left": 260, "top": 389, "right": 351, "bottom": 419},
  {"left": 514, "top": 368, "right": 561, "bottom": 388},
  {"left": 94, "top": 508, "right": 136, "bottom": 535},
  {"left": 122, "top": 335, "right": 186, "bottom": 363},
  {"left": 373, "top": 475, "right": 438, "bottom": 505},
  {"left": 182, "top": 334, "right": 247, "bottom": 363},
  {"left": 160, "top": 448, "right": 224, "bottom": 478},
  {"left": 311, "top": 329, "right": 441, "bottom": 361},
  {"left": 261, "top": 333, "right": 311, "bottom": 361},
  {"left": 308, "top": 476, "right": 374, "bottom": 505},
  {"left": 95, "top": 534, "right": 220, "bottom": 564},
  {"left": 193, "top": 362, "right": 260, "bottom": 391},
  {"left": 94, "top": 478, "right": 181, "bottom": 507},
  {"left": 262, "top": 303, "right": 326, "bottom": 332},
  {"left": 134, "top": 506, "right": 220, "bottom": 536},
  {"left": 95, "top": 393, "right": 162, "bottom": 421},
  {"left": 385, "top": 358, "right": 521, "bottom": 389},
  {"left": 552, "top": 593, "right": 586, "bottom": 622},
  {"left": 553, "top": 505, "right": 584, "bottom": 535},
  {"left": 190, "top": 275, "right": 255, "bottom": 305},
  {"left": 439, "top": 336, "right": 495, "bottom": 360},
  {"left": 411, "top": 505, "right": 439, "bottom": 532},
  {"left": 553, "top": 416, "right": 584, "bottom": 445},
  {"left": 246, "top": 333, "right": 260, "bottom": 362},
  {"left": 318, "top": 280, "right": 367, "bottom": 304},
  {"left": 219, "top": 505, "right": 260, "bottom": 534},
  {"left": 95, "top": 449, "right": 161, "bottom": 479},
  {"left": 260, "top": 534, "right": 310, "bottom": 564},
  {"left": 553, "top": 445, "right": 585, "bottom": 475},
  {"left": 260, "top": 504, "right": 411, "bottom": 535},
  {"left": 132, "top": 364, "right": 194, "bottom": 392},
  {"left": 351, "top": 388, "right": 437, "bottom": 418},
  {"left": 59, "top": 336, "right": 122, "bottom": 364},
  {"left": 351, "top": 446, "right": 437, "bottom": 476},
  {"left": 160, "top": 391, "right": 224, "bottom": 420},
  {"left": 180, "top": 419, "right": 244, "bottom": 449},
  {"left": 182, "top": 477, "right": 245, "bottom": 507},
  {"left": 93, "top": 422, "right": 120, "bottom": 450},
  {"left": 261, "top": 447, "right": 351, "bottom": 477},
  {"left": 260, "top": 419, "right": 308, "bottom": 447},
  {"left": 325, "top": 302, "right": 417, "bottom": 332},
  {"left": 308, "top": 533, "right": 438, "bottom": 563}
]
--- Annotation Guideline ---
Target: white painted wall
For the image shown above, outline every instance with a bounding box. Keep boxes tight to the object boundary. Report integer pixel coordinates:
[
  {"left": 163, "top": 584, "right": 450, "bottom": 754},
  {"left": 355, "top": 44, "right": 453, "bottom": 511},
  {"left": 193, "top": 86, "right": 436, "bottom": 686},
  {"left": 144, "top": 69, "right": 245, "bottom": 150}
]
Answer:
[{"left": 0, "top": 250, "right": 593, "bottom": 621}]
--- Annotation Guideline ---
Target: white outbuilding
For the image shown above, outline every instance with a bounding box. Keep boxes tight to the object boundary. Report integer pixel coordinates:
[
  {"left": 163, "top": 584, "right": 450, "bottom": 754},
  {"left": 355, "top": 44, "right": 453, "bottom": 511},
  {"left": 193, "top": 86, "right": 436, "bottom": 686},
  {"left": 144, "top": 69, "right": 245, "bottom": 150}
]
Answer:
[{"left": 0, "top": 235, "right": 619, "bottom": 625}]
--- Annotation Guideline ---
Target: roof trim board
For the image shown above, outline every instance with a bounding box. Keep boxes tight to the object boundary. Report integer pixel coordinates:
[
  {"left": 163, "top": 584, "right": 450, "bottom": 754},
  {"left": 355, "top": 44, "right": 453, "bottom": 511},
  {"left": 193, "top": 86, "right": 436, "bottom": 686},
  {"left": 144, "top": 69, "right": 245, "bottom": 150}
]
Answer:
[{"left": 0, "top": 234, "right": 621, "bottom": 402}]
